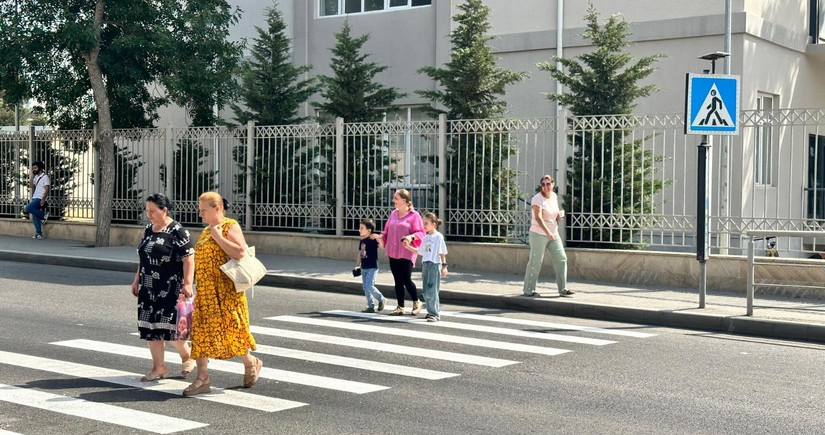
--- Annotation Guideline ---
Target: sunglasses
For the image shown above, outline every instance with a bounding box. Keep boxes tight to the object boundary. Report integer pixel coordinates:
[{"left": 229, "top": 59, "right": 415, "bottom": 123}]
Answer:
[{"left": 541, "top": 181, "right": 554, "bottom": 186}]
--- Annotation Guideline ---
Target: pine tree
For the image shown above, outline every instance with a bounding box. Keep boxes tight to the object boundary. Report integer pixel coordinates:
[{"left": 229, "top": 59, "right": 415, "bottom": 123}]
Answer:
[
  {"left": 312, "top": 21, "right": 404, "bottom": 232},
  {"left": 417, "top": 0, "right": 526, "bottom": 240},
  {"left": 538, "top": 4, "right": 667, "bottom": 248},
  {"left": 231, "top": 2, "right": 319, "bottom": 229}
]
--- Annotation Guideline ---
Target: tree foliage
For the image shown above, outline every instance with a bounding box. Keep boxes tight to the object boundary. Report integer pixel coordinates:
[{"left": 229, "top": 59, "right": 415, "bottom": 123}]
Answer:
[
  {"left": 231, "top": 2, "right": 319, "bottom": 229},
  {"left": 417, "top": 0, "right": 526, "bottom": 240},
  {"left": 312, "top": 21, "right": 404, "bottom": 232},
  {"left": 538, "top": 4, "right": 667, "bottom": 248},
  {"left": 0, "top": 0, "right": 243, "bottom": 245}
]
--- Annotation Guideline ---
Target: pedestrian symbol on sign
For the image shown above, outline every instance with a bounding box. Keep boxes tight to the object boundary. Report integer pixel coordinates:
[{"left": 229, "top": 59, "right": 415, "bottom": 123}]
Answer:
[{"left": 692, "top": 84, "right": 734, "bottom": 128}]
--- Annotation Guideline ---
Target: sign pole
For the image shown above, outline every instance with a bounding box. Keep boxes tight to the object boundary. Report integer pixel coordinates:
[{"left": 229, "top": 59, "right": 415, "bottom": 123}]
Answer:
[
  {"left": 697, "top": 134, "right": 711, "bottom": 308},
  {"left": 685, "top": 53, "right": 736, "bottom": 309}
]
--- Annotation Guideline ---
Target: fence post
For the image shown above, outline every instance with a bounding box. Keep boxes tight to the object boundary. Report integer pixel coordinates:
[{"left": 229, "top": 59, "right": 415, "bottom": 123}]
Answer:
[
  {"left": 335, "top": 117, "right": 344, "bottom": 236},
  {"left": 437, "top": 113, "right": 447, "bottom": 234},
  {"left": 245, "top": 121, "right": 255, "bottom": 231},
  {"left": 27, "top": 124, "right": 34, "bottom": 168},
  {"left": 93, "top": 124, "right": 99, "bottom": 221},
  {"left": 13, "top": 130, "right": 22, "bottom": 217},
  {"left": 746, "top": 234, "right": 755, "bottom": 316},
  {"left": 164, "top": 126, "right": 174, "bottom": 201}
]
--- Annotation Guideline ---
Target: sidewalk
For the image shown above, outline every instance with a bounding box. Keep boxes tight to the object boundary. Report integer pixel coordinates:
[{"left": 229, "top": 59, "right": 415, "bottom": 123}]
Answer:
[{"left": 1, "top": 234, "right": 823, "bottom": 342}]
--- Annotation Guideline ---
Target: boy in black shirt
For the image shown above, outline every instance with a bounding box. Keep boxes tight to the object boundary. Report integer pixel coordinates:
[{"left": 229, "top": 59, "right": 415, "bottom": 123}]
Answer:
[{"left": 354, "top": 219, "right": 387, "bottom": 313}]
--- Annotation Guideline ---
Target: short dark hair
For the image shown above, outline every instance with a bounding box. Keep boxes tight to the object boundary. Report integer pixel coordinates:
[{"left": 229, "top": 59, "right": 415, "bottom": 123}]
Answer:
[
  {"left": 146, "top": 193, "right": 173, "bottom": 211},
  {"left": 360, "top": 219, "right": 375, "bottom": 233},
  {"left": 33, "top": 161, "right": 45, "bottom": 170}
]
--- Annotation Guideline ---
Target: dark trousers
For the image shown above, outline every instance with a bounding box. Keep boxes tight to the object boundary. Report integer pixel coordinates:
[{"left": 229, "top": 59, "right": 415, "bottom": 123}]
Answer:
[{"left": 388, "top": 257, "right": 418, "bottom": 307}]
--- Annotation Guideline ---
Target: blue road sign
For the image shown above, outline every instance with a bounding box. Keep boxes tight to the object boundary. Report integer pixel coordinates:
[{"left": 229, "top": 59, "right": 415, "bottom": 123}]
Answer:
[{"left": 685, "top": 74, "right": 740, "bottom": 135}]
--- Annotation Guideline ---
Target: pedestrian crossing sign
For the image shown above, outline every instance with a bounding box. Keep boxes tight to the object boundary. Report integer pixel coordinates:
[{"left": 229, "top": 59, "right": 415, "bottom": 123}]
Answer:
[{"left": 684, "top": 74, "right": 740, "bottom": 135}]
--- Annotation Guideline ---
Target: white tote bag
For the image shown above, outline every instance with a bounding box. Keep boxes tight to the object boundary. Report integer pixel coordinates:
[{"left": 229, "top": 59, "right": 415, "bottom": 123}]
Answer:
[{"left": 220, "top": 246, "right": 267, "bottom": 293}]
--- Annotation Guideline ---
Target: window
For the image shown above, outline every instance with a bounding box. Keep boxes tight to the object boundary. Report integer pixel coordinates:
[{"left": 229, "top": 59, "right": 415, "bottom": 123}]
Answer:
[
  {"left": 319, "top": 0, "right": 431, "bottom": 17},
  {"left": 755, "top": 94, "right": 775, "bottom": 185},
  {"left": 810, "top": 0, "right": 825, "bottom": 43},
  {"left": 320, "top": 0, "right": 338, "bottom": 16}
]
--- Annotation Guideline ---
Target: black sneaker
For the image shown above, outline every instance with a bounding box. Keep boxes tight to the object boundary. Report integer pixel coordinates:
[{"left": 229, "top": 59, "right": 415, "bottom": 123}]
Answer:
[
  {"left": 377, "top": 298, "right": 386, "bottom": 312},
  {"left": 361, "top": 307, "right": 376, "bottom": 313}
]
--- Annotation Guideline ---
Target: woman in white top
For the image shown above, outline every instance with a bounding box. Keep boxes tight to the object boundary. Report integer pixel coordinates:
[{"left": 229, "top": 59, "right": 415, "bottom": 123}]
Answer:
[{"left": 522, "top": 175, "right": 574, "bottom": 297}]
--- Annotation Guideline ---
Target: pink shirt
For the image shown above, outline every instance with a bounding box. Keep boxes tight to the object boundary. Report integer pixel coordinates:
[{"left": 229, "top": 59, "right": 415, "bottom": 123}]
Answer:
[
  {"left": 381, "top": 209, "right": 425, "bottom": 263},
  {"left": 529, "top": 192, "right": 562, "bottom": 238}
]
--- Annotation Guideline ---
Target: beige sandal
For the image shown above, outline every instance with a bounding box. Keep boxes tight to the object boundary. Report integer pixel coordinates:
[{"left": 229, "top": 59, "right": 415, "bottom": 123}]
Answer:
[
  {"left": 181, "top": 359, "right": 195, "bottom": 378},
  {"left": 140, "top": 369, "right": 167, "bottom": 382},
  {"left": 243, "top": 357, "right": 263, "bottom": 388}
]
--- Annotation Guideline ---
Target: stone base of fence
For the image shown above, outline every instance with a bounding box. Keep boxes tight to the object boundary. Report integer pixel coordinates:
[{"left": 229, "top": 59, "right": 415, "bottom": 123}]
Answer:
[{"left": 2, "top": 219, "right": 823, "bottom": 299}]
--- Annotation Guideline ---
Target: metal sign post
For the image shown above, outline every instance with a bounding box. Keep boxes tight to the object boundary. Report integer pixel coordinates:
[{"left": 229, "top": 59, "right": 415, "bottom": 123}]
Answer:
[{"left": 685, "top": 52, "right": 738, "bottom": 308}]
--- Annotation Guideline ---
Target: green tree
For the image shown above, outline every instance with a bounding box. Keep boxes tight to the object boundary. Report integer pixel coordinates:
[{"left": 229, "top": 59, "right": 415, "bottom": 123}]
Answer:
[
  {"left": 538, "top": 4, "right": 667, "bottom": 248},
  {"left": 312, "top": 21, "right": 404, "bottom": 232},
  {"left": 417, "top": 0, "right": 526, "bottom": 240},
  {"left": 231, "top": 2, "right": 319, "bottom": 229},
  {"left": 0, "top": 0, "right": 243, "bottom": 245},
  {"left": 160, "top": 139, "right": 218, "bottom": 225}
]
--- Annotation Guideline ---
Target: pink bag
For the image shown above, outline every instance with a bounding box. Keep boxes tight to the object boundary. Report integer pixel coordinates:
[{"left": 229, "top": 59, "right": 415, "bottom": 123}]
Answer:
[{"left": 175, "top": 297, "right": 194, "bottom": 341}]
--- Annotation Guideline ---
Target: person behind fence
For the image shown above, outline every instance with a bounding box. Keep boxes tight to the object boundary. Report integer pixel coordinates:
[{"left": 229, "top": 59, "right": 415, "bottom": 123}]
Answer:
[
  {"left": 371, "top": 189, "right": 426, "bottom": 316},
  {"left": 131, "top": 193, "right": 196, "bottom": 382},
  {"left": 403, "top": 212, "right": 448, "bottom": 322},
  {"left": 522, "top": 175, "right": 574, "bottom": 298},
  {"left": 184, "top": 191, "right": 262, "bottom": 396},
  {"left": 25, "top": 160, "right": 50, "bottom": 240},
  {"left": 355, "top": 219, "right": 388, "bottom": 313}
]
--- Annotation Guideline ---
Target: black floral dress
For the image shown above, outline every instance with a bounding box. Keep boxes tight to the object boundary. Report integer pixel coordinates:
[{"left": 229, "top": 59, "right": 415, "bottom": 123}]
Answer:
[{"left": 137, "top": 221, "right": 195, "bottom": 341}]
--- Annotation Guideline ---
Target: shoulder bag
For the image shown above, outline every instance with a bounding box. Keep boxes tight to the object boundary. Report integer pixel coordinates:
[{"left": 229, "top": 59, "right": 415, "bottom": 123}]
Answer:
[{"left": 220, "top": 246, "right": 267, "bottom": 293}]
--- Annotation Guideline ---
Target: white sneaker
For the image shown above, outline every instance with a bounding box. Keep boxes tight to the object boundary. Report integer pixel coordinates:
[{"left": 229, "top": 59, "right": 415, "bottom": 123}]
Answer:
[{"left": 32, "top": 234, "right": 43, "bottom": 240}]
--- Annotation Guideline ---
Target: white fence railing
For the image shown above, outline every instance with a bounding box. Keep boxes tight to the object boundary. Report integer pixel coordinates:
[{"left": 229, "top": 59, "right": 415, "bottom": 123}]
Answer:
[{"left": 2, "top": 108, "right": 825, "bottom": 249}]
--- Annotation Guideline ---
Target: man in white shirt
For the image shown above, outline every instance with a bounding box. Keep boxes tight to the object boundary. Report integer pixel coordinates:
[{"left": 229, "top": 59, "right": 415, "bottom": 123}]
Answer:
[{"left": 25, "top": 160, "right": 50, "bottom": 239}]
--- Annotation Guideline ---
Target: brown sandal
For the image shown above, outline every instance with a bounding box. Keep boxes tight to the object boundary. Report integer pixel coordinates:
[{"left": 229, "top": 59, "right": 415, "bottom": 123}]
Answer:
[
  {"left": 242, "top": 357, "right": 263, "bottom": 388},
  {"left": 183, "top": 377, "right": 211, "bottom": 396}
]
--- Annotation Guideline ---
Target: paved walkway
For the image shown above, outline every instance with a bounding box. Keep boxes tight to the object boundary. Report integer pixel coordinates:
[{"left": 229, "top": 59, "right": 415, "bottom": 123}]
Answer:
[{"left": 1, "top": 234, "right": 824, "bottom": 342}]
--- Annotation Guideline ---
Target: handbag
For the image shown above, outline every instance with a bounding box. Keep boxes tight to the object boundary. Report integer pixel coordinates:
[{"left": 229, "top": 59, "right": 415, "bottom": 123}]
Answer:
[
  {"left": 174, "top": 297, "right": 194, "bottom": 341},
  {"left": 220, "top": 246, "right": 267, "bottom": 293}
]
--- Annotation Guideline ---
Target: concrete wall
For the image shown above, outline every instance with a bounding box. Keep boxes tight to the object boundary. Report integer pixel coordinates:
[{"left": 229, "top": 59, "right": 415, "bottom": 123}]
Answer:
[{"left": 5, "top": 219, "right": 824, "bottom": 297}]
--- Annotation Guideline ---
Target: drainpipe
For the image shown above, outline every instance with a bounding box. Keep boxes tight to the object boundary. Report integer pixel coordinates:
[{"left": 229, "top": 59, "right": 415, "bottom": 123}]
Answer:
[
  {"left": 555, "top": 0, "right": 564, "bottom": 193},
  {"left": 719, "top": 0, "right": 732, "bottom": 254}
]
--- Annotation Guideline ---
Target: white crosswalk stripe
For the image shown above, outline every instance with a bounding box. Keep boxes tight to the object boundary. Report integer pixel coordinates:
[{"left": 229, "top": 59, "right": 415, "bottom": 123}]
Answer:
[
  {"left": 324, "top": 310, "right": 618, "bottom": 345},
  {"left": 439, "top": 311, "right": 657, "bottom": 338},
  {"left": 1, "top": 308, "right": 658, "bottom": 432},
  {"left": 264, "top": 315, "right": 571, "bottom": 356},
  {"left": 254, "top": 344, "right": 459, "bottom": 380},
  {"left": 0, "top": 350, "right": 306, "bottom": 412},
  {"left": 250, "top": 326, "right": 519, "bottom": 367},
  {"left": 52, "top": 339, "right": 388, "bottom": 394},
  {"left": 0, "top": 383, "right": 207, "bottom": 434}
]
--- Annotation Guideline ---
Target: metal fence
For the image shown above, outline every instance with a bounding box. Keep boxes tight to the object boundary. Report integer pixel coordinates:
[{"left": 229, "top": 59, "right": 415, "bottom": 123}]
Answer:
[{"left": 2, "top": 108, "right": 824, "bottom": 252}]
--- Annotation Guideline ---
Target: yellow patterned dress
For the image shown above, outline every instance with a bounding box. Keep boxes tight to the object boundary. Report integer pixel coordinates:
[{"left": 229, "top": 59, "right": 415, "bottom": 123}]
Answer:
[{"left": 191, "top": 218, "right": 256, "bottom": 360}]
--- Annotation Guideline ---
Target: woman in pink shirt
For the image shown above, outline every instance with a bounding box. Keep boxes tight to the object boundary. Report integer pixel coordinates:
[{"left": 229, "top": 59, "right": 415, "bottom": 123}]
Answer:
[
  {"left": 371, "top": 189, "right": 425, "bottom": 315},
  {"left": 522, "top": 175, "right": 574, "bottom": 298}
]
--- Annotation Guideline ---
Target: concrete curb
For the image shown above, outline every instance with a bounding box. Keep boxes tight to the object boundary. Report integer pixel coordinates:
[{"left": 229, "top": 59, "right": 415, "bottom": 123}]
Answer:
[{"left": 4, "top": 251, "right": 824, "bottom": 343}]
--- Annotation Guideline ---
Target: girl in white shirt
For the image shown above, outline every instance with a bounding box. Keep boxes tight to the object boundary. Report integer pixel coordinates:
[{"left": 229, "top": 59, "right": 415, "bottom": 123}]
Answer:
[{"left": 403, "top": 212, "right": 448, "bottom": 321}]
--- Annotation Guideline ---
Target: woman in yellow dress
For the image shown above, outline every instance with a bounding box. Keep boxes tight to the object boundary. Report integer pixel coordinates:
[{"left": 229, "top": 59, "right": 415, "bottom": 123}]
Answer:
[{"left": 183, "top": 192, "right": 263, "bottom": 396}]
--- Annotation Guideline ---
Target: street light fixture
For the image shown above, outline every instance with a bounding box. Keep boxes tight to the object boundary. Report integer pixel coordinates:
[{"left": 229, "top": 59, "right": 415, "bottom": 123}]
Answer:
[{"left": 698, "top": 51, "right": 730, "bottom": 74}]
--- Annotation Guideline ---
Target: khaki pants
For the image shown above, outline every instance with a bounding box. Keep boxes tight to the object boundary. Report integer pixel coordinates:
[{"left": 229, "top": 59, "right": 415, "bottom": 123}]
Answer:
[{"left": 522, "top": 231, "right": 567, "bottom": 295}]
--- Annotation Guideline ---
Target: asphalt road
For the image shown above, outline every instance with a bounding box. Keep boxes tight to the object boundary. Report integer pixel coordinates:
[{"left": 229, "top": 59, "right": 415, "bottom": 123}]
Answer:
[{"left": 0, "top": 260, "right": 823, "bottom": 435}]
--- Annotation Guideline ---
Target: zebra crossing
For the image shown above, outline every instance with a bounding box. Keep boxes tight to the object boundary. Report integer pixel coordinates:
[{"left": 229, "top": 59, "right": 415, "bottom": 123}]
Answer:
[{"left": 0, "top": 309, "right": 657, "bottom": 433}]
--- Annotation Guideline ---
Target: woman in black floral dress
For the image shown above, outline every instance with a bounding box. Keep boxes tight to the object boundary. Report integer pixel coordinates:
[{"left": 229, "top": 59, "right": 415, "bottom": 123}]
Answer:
[{"left": 130, "top": 193, "right": 196, "bottom": 381}]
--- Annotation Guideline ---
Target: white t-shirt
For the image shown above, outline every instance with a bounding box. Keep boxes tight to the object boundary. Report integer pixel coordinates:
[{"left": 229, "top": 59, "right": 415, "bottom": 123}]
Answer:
[
  {"left": 32, "top": 173, "right": 51, "bottom": 200},
  {"left": 529, "top": 192, "right": 562, "bottom": 238},
  {"left": 420, "top": 231, "right": 448, "bottom": 264}
]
